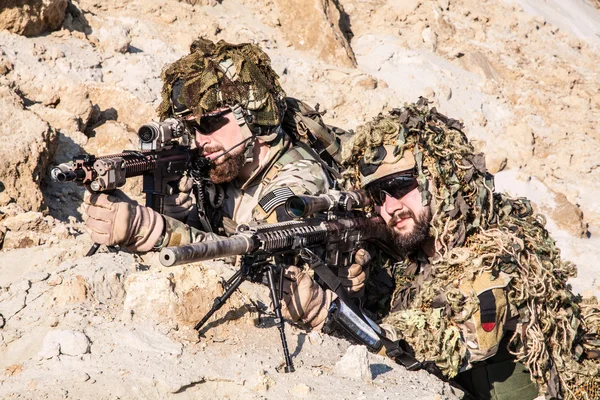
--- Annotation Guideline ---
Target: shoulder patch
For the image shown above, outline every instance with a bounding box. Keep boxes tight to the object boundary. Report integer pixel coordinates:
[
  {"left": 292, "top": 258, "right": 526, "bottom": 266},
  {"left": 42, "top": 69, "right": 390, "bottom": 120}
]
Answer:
[{"left": 258, "top": 187, "right": 295, "bottom": 214}]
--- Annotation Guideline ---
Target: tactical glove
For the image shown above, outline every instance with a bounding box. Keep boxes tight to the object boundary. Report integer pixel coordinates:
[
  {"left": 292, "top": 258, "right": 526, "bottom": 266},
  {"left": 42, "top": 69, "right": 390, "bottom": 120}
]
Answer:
[
  {"left": 281, "top": 266, "right": 336, "bottom": 330},
  {"left": 163, "top": 175, "right": 194, "bottom": 222},
  {"left": 82, "top": 190, "right": 164, "bottom": 252},
  {"left": 338, "top": 248, "right": 370, "bottom": 297}
]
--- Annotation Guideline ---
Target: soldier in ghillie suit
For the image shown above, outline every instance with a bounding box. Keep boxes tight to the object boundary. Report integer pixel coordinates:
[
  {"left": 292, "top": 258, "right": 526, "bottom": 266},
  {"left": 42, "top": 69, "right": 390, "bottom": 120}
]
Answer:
[{"left": 284, "top": 98, "right": 600, "bottom": 399}]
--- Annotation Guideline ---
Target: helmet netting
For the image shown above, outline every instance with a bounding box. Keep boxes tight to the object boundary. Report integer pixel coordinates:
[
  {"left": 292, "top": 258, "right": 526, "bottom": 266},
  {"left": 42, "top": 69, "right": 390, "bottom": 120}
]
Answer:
[{"left": 157, "top": 38, "right": 286, "bottom": 129}]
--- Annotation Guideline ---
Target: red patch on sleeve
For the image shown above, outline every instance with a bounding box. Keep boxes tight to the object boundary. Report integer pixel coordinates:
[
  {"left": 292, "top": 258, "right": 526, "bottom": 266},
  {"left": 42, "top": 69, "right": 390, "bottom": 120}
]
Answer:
[{"left": 482, "top": 322, "right": 496, "bottom": 332}]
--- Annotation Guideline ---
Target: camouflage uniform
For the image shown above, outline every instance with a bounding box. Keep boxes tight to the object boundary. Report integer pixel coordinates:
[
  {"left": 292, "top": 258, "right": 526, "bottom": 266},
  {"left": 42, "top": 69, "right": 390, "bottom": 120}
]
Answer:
[
  {"left": 363, "top": 255, "right": 538, "bottom": 400},
  {"left": 220, "top": 136, "right": 328, "bottom": 226},
  {"left": 154, "top": 38, "right": 331, "bottom": 246},
  {"left": 341, "top": 100, "right": 599, "bottom": 399},
  {"left": 182, "top": 134, "right": 329, "bottom": 236}
]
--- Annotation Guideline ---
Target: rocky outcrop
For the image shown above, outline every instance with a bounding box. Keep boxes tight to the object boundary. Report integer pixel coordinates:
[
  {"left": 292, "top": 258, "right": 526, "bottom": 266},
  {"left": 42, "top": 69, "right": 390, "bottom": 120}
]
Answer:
[
  {"left": 273, "top": 0, "right": 356, "bottom": 68},
  {"left": 0, "top": 0, "right": 68, "bottom": 37},
  {"left": 0, "top": 86, "right": 58, "bottom": 212}
]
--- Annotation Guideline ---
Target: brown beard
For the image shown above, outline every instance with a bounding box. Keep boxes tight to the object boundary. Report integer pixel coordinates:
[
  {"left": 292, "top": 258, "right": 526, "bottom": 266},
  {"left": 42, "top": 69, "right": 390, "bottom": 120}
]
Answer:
[
  {"left": 387, "top": 207, "right": 432, "bottom": 255},
  {"left": 206, "top": 146, "right": 246, "bottom": 184}
]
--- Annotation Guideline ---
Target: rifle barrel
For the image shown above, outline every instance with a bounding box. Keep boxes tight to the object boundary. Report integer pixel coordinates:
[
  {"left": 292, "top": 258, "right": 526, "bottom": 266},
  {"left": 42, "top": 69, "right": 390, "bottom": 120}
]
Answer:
[{"left": 160, "top": 235, "right": 255, "bottom": 267}]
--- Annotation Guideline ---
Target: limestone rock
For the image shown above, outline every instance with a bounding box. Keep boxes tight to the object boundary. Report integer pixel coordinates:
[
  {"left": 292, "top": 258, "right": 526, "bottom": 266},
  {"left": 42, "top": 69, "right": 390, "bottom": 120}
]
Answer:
[
  {"left": 0, "top": 211, "right": 55, "bottom": 250},
  {"left": 290, "top": 383, "right": 312, "bottom": 397},
  {"left": 0, "top": 0, "right": 68, "bottom": 37},
  {"left": 422, "top": 27, "right": 438, "bottom": 52},
  {"left": 91, "top": 25, "right": 131, "bottom": 54},
  {"left": 86, "top": 85, "right": 156, "bottom": 133},
  {"left": 504, "top": 123, "right": 534, "bottom": 168},
  {"left": 0, "top": 56, "right": 13, "bottom": 75},
  {"left": 84, "top": 120, "right": 137, "bottom": 155},
  {"left": 51, "top": 253, "right": 130, "bottom": 306},
  {"left": 333, "top": 345, "right": 372, "bottom": 381},
  {"left": 112, "top": 325, "right": 183, "bottom": 356},
  {"left": 550, "top": 192, "right": 586, "bottom": 238},
  {"left": 54, "top": 85, "right": 95, "bottom": 131},
  {"left": 123, "top": 264, "right": 253, "bottom": 331},
  {"left": 39, "top": 329, "right": 90, "bottom": 359},
  {"left": 459, "top": 52, "right": 502, "bottom": 81},
  {"left": 0, "top": 280, "right": 30, "bottom": 321},
  {"left": 0, "top": 86, "right": 58, "bottom": 212},
  {"left": 2, "top": 212, "right": 46, "bottom": 232},
  {"left": 356, "top": 76, "right": 378, "bottom": 90},
  {"left": 273, "top": 0, "right": 356, "bottom": 68}
]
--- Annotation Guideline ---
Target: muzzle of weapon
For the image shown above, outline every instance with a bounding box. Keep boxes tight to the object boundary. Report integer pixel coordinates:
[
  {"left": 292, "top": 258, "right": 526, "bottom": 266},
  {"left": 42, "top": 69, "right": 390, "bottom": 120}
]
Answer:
[
  {"left": 50, "top": 166, "right": 86, "bottom": 183},
  {"left": 285, "top": 190, "right": 372, "bottom": 218},
  {"left": 159, "top": 235, "right": 256, "bottom": 267}
]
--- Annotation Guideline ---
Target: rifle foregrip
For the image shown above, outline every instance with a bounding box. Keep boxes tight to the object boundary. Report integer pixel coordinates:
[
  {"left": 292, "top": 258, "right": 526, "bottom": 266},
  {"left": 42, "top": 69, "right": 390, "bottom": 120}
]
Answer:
[{"left": 159, "top": 235, "right": 255, "bottom": 267}]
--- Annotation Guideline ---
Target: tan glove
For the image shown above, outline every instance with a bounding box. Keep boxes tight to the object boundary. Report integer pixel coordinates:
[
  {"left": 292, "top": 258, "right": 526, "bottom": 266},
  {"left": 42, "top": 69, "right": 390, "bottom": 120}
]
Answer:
[
  {"left": 338, "top": 248, "right": 370, "bottom": 297},
  {"left": 281, "top": 266, "right": 336, "bottom": 330},
  {"left": 82, "top": 190, "right": 164, "bottom": 252},
  {"left": 163, "top": 175, "right": 194, "bottom": 222}
]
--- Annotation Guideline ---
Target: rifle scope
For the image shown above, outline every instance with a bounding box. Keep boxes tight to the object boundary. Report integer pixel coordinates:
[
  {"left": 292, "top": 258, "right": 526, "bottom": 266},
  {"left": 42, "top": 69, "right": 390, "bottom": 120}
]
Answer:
[
  {"left": 138, "top": 118, "right": 186, "bottom": 151},
  {"left": 285, "top": 190, "right": 372, "bottom": 218}
]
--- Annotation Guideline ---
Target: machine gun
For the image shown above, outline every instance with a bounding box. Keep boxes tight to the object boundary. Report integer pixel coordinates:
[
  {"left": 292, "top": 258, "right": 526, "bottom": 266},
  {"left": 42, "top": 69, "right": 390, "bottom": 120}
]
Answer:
[
  {"left": 50, "top": 119, "right": 212, "bottom": 255},
  {"left": 158, "top": 191, "right": 422, "bottom": 373}
]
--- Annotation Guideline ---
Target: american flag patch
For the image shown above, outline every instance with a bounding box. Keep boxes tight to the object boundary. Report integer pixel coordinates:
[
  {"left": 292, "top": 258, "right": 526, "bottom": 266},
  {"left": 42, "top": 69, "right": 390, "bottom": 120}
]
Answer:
[{"left": 258, "top": 187, "right": 295, "bottom": 214}]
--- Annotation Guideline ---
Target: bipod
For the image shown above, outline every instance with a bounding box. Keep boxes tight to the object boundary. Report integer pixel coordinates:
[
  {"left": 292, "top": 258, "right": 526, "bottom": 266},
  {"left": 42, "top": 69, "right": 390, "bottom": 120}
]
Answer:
[
  {"left": 193, "top": 256, "right": 295, "bottom": 373},
  {"left": 265, "top": 263, "right": 295, "bottom": 372},
  {"left": 194, "top": 268, "right": 244, "bottom": 331}
]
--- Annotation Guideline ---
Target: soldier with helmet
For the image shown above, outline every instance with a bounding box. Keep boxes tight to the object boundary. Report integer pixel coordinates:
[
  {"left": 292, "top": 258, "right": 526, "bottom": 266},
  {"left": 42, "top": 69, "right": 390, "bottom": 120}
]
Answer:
[
  {"left": 282, "top": 98, "right": 600, "bottom": 399},
  {"left": 81, "top": 37, "right": 365, "bottom": 301}
]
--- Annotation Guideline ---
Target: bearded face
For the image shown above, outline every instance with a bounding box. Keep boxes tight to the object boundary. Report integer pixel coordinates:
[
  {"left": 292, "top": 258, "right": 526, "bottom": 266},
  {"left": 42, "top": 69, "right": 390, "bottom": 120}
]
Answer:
[
  {"left": 375, "top": 181, "right": 433, "bottom": 255},
  {"left": 386, "top": 205, "right": 432, "bottom": 255},
  {"left": 192, "top": 111, "right": 248, "bottom": 184},
  {"left": 204, "top": 144, "right": 246, "bottom": 184}
]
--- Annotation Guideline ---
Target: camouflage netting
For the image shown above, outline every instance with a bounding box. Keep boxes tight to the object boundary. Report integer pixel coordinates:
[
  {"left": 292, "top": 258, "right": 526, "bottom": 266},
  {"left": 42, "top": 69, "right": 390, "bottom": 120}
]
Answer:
[
  {"left": 157, "top": 37, "right": 286, "bottom": 128},
  {"left": 341, "top": 98, "right": 600, "bottom": 398}
]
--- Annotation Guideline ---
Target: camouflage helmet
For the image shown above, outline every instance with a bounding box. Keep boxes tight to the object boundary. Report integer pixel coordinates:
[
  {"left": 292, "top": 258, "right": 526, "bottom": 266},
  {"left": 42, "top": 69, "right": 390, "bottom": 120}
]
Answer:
[
  {"left": 157, "top": 37, "right": 287, "bottom": 138},
  {"left": 341, "top": 97, "right": 493, "bottom": 248},
  {"left": 358, "top": 144, "right": 415, "bottom": 187}
]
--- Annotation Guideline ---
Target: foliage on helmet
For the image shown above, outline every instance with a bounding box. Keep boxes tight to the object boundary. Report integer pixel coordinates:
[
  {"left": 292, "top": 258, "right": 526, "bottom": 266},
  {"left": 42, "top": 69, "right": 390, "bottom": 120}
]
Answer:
[
  {"left": 341, "top": 99, "right": 600, "bottom": 396},
  {"left": 157, "top": 37, "right": 287, "bottom": 132}
]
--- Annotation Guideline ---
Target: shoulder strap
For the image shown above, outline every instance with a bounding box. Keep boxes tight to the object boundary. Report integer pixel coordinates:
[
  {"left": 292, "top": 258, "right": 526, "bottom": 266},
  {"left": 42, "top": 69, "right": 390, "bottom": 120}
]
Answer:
[
  {"left": 261, "top": 144, "right": 315, "bottom": 187},
  {"left": 282, "top": 97, "right": 344, "bottom": 168}
]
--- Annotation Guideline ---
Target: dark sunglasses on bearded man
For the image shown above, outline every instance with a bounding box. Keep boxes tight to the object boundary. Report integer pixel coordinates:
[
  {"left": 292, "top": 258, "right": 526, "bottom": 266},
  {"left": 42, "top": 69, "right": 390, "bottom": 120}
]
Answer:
[
  {"left": 364, "top": 169, "right": 419, "bottom": 206},
  {"left": 184, "top": 107, "right": 232, "bottom": 135},
  {"left": 170, "top": 79, "right": 233, "bottom": 136}
]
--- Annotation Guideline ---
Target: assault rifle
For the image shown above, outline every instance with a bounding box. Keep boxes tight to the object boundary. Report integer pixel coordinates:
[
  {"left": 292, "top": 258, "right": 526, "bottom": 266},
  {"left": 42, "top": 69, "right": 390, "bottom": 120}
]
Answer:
[
  {"left": 159, "top": 191, "right": 423, "bottom": 374},
  {"left": 50, "top": 119, "right": 211, "bottom": 255}
]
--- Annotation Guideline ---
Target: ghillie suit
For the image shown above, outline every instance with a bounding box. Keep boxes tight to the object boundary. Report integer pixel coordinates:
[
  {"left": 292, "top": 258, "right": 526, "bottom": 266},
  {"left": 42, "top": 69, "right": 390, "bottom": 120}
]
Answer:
[{"left": 340, "top": 98, "right": 600, "bottom": 399}]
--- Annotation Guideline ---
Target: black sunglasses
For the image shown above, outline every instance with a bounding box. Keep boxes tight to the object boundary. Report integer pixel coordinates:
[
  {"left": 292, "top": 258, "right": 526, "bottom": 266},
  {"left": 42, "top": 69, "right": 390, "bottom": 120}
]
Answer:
[
  {"left": 185, "top": 109, "right": 232, "bottom": 135},
  {"left": 365, "top": 171, "right": 419, "bottom": 206}
]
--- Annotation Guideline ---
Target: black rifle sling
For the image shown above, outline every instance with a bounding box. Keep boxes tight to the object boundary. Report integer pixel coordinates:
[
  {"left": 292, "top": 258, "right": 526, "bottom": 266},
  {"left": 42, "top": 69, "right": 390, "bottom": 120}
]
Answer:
[
  {"left": 194, "top": 180, "right": 214, "bottom": 233},
  {"left": 299, "top": 249, "right": 422, "bottom": 372}
]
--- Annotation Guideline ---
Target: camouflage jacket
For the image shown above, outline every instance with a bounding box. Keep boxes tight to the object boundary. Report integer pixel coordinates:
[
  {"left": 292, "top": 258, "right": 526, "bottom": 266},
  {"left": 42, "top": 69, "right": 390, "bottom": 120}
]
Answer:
[
  {"left": 160, "top": 133, "right": 331, "bottom": 246},
  {"left": 366, "top": 251, "right": 515, "bottom": 372}
]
